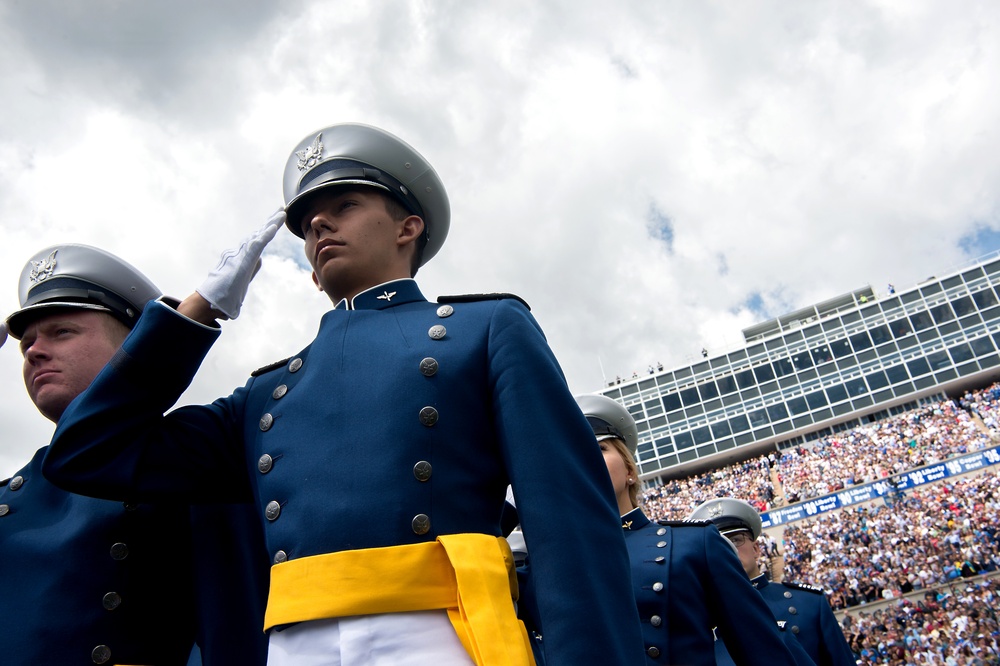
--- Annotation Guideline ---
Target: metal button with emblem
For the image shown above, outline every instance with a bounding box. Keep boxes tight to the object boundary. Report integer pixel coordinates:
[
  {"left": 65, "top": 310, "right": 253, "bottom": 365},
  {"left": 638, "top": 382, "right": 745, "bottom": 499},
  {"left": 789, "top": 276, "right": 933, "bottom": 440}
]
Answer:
[
  {"left": 419, "top": 357, "right": 439, "bottom": 376},
  {"left": 652, "top": 582, "right": 663, "bottom": 592},
  {"left": 647, "top": 646, "right": 661, "bottom": 658},
  {"left": 102, "top": 592, "right": 122, "bottom": 610},
  {"left": 656, "top": 527, "right": 666, "bottom": 536},
  {"left": 92, "top": 645, "right": 112, "bottom": 664},
  {"left": 412, "top": 514, "right": 431, "bottom": 535},
  {"left": 436, "top": 304, "right": 454, "bottom": 318},
  {"left": 8, "top": 475, "right": 23, "bottom": 491},
  {"left": 650, "top": 615, "right": 662, "bottom": 627},
  {"left": 0, "top": 504, "right": 9, "bottom": 517},
  {"left": 259, "top": 413, "right": 274, "bottom": 431},
  {"left": 110, "top": 543, "right": 129, "bottom": 560},
  {"left": 274, "top": 550, "right": 287, "bottom": 564},
  {"left": 419, "top": 406, "right": 439, "bottom": 426},
  {"left": 656, "top": 540, "right": 666, "bottom": 548},
  {"left": 788, "top": 606, "right": 797, "bottom": 615},
  {"left": 288, "top": 358, "right": 303, "bottom": 372},
  {"left": 258, "top": 454, "right": 274, "bottom": 474},
  {"left": 265, "top": 501, "right": 282, "bottom": 521},
  {"left": 784, "top": 590, "right": 792, "bottom": 598},
  {"left": 272, "top": 384, "right": 288, "bottom": 399},
  {"left": 654, "top": 556, "right": 665, "bottom": 563},
  {"left": 428, "top": 324, "right": 446, "bottom": 340},
  {"left": 413, "top": 461, "right": 432, "bottom": 481},
  {"left": 791, "top": 626, "right": 800, "bottom": 634}
]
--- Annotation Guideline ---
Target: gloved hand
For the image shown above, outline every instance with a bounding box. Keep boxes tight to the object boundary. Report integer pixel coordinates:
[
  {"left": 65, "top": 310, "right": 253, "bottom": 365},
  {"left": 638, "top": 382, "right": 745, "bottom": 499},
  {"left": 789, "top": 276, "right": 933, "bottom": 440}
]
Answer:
[
  {"left": 196, "top": 208, "right": 286, "bottom": 319},
  {"left": 0, "top": 321, "right": 7, "bottom": 350}
]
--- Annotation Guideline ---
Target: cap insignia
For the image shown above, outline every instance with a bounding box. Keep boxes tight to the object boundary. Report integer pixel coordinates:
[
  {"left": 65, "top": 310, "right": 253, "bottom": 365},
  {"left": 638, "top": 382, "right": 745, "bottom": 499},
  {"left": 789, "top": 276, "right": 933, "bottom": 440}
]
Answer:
[
  {"left": 708, "top": 502, "right": 724, "bottom": 518},
  {"left": 29, "top": 250, "right": 58, "bottom": 284},
  {"left": 377, "top": 290, "right": 396, "bottom": 302},
  {"left": 296, "top": 132, "right": 324, "bottom": 171}
]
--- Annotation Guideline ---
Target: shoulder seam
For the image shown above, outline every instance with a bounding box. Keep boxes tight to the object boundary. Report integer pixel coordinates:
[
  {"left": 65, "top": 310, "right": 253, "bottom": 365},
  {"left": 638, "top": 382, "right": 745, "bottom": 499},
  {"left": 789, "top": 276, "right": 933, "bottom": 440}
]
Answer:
[
  {"left": 437, "top": 293, "right": 531, "bottom": 311},
  {"left": 251, "top": 357, "right": 291, "bottom": 377}
]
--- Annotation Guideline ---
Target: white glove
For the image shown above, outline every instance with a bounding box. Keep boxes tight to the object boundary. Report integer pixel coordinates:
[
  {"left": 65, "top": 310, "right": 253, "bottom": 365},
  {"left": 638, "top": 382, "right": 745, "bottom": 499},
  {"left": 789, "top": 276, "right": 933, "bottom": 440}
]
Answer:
[
  {"left": 0, "top": 321, "right": 7, "bottom": 350},
  {"left": 196, "top": 208, "right": 286, "bottom": 319}
]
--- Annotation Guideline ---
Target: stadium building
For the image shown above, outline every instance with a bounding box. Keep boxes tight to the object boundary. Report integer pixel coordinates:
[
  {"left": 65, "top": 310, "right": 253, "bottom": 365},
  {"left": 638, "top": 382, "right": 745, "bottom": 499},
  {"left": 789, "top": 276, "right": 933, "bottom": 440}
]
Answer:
[{"left": 601, "top": 253, "right": 1000, "bottom": 485}]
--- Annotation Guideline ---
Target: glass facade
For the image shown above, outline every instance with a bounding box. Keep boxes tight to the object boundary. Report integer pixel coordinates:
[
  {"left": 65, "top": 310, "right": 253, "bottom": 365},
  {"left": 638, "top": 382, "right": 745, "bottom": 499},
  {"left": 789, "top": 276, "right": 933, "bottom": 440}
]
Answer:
[{"left": 600, "top": 255, "right": 1000, "bottom": 482}]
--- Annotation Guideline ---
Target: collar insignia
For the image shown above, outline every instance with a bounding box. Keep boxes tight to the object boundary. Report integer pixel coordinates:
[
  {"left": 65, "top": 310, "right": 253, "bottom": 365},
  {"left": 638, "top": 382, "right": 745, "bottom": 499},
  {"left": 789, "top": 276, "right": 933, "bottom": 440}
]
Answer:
[
  {"left": 296, "top": 132, "right": 324, "bottom": 171},
  {"left": 29, "top": 250, "right": 58, "bottom": 284},
  {"left": 622, "top": 519, "right": 633, "bottom": 530},
  {"left": 377, "top": 290, "right": 396, "bottom": 302}
]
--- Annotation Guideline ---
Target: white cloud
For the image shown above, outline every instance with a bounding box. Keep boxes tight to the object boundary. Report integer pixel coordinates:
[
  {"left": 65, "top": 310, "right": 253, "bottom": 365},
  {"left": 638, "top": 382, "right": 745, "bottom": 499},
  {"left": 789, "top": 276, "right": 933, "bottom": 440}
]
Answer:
[{"left": 3, "top": 0, "right": 1000, "bottom": 474}]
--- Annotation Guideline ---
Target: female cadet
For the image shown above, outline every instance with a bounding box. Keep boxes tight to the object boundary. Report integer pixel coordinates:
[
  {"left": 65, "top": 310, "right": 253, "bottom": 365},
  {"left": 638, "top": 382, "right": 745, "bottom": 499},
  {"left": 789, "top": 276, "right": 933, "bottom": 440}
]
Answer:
[{"left": 573, "top": 394, "right": 801, "bottom": 666}]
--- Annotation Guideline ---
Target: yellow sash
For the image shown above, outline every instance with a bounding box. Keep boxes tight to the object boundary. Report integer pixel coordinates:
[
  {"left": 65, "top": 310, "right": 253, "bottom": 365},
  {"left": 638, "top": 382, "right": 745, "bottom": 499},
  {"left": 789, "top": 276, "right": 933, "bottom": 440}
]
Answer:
[{"left": 265, "top": 534, "right": 536, "bottom": 666}]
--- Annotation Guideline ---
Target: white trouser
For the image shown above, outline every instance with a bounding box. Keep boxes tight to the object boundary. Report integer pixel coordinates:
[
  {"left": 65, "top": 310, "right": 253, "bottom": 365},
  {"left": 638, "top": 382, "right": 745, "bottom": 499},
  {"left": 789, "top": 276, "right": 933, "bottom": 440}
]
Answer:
[{"left": 267, "top": 610, "right": 475, "bottom": 666}]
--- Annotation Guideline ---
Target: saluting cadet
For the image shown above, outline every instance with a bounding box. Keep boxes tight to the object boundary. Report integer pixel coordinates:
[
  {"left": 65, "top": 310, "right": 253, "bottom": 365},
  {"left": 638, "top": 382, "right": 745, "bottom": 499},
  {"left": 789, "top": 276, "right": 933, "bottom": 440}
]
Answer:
[
  {"left": 689, "top": 498, "right": 856, "bottom": 666},
  {"left": 43, "top": 123, "right": 645, "bottom": 665},
  {"left": 1, "top": 244, "right": 269, "bottom": 666},
  {"left": 568, "top": 394, "right": 799, "bottom": 666}
]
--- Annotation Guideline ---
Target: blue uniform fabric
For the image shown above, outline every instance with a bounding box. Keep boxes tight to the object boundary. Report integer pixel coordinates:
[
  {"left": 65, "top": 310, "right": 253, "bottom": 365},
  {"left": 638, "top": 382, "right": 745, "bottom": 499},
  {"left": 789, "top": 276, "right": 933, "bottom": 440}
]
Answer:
[
  {"left": 44, "top": 279, "right": 645, "bottom": 665},
  {"left": 620, "top": 509, "right": 798, "bottom": 666},
  {"left": 750, "top": 574, "right": 855, "bottom": 666},
  {"left": 714, "top": 617, "right": 816, "bottom": 666},
  {"left": 0, "top": 448, "right": 196, "bottom": 665}
]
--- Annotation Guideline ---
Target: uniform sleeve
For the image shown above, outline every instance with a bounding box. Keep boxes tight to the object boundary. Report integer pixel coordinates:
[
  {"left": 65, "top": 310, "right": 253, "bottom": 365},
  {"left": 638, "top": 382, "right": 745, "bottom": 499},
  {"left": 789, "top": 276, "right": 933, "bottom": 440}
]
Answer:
[
  {"left": 702, "top": 527, "right": 799, "bottom": 666},
  {"left": 43, "top": 300, "right": 253, "bottom": 503},
  {"left": 816, "top": 595, "right": 856, "bottom": 666},
  {"left": 486, "top": 299, "right": 645, "bottom": 665}
]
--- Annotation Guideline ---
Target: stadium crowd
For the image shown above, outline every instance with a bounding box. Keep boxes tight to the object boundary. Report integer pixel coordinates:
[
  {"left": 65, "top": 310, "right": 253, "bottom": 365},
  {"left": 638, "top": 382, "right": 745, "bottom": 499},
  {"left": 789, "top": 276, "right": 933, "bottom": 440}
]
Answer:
[
  {"left": 641, "top": 393, "right": 996, "bottom": 521},
  {"left": 635, "top": 382, "right": 1000, "bottom": 664}
]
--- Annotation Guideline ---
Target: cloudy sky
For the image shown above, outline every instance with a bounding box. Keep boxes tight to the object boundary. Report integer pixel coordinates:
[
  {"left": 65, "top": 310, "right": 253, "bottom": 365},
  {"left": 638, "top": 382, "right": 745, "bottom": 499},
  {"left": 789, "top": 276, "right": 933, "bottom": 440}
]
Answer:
[{"left": 2, "top": 0, "right": 999, "bottom": 474}]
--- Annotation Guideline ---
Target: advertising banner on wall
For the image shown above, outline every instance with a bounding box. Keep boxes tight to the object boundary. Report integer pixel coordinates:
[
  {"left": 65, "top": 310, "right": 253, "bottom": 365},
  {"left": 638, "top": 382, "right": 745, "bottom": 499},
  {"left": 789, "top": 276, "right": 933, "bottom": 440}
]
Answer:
[{"left": 761, "top": 445, "right": 1000, "bottom": 528}]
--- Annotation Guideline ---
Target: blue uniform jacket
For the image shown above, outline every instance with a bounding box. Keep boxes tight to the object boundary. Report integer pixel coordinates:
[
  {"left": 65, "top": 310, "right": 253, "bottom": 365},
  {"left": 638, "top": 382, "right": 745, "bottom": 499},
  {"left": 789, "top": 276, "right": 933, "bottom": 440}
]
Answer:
[
  {"left": 750, "top": 575, "right": 856, "bottom": 666},
  {"left": 44, "top": 279, "right": 645, "bottom": 665},
  {"left": 0, "top": 448, "right": 195, "bottom": 665},
  {"left": 621, "top": 509, "right": 798, "bottom": 666}
]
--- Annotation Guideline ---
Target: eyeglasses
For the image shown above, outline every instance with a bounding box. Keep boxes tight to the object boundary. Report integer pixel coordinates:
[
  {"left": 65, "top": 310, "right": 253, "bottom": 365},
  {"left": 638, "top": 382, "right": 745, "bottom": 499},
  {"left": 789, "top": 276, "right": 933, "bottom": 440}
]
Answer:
[{"left": 726, "top": 532, "right": 752, "bottom": 548}]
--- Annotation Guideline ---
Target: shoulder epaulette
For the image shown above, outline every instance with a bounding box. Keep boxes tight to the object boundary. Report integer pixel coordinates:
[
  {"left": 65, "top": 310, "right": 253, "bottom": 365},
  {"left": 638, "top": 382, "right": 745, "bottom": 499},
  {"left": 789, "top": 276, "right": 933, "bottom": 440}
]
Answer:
[
  {"left": 781, "top": 581, "right": 825, "bottom": 594},
  {"left": 437, "top": 293, "right": 531, "bottom": 311},
  {"left": 251, "top": 357, "right": 292, "bottom": 377},
  {"left": 657, "top": 518, "right": 712, "bottom": 527}
]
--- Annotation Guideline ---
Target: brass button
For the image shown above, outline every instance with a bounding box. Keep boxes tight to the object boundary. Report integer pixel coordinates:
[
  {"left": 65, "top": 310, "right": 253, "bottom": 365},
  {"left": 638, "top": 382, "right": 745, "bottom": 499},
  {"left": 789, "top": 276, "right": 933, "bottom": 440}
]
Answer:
[
  {"left": 92, "top": 645, "right": 112, "bottom": 664},
  {"left": 272, "top": 384, "right": 288, "bottom": 399},
  {"left": 650, "top": 615, "right": 662, "bottom": 627},
  {"left": 8, "top": 476, "right": 23, "bottom": 491},
  {"left": 273, "top": 550, "right": 287, "bottom": 564},
  {"left": 412, "top": 514, "right": 431, "bottom": 535},
  {"left": 419, "top": 406, "right": 439, "bottom": 426},
  {"left": 428, "top": 324, "right": 446, "bottom": 340},
  {"left": 288, "top": 358, "right": 303, "bottom": 373},
  {"left": 102, "top": 592, "right": 122, "bottom": 610},
  {"left": 110, "top": 543, "right": 129, "bottom": 560},
  {"left": 258, "top": 454, "right": 274, "bottom": 474},
  {"left": 265, "top": 501, "right": 281, "bottom": 521},
  {"left": 652, "top": 582, "right": 663, "bottom": 592},
  {"left": 436, "top": 304, "right": 454, "bottom": 318},
  {"left": 419, "top": 357, "right": 439, "bottom": 376},
  {"left": 413, "top": 461, "right": 433, "bottom": 482},
  {"left": 259, "top": 413, "right": 274, "bottom": 431}
]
